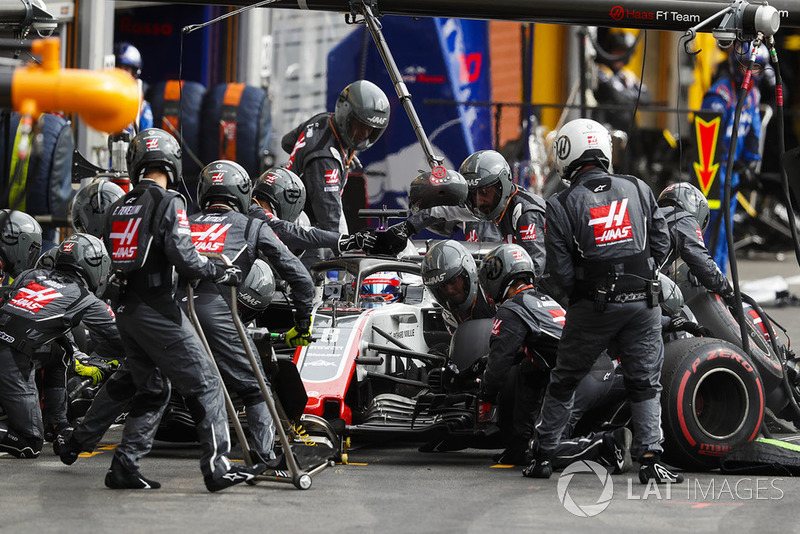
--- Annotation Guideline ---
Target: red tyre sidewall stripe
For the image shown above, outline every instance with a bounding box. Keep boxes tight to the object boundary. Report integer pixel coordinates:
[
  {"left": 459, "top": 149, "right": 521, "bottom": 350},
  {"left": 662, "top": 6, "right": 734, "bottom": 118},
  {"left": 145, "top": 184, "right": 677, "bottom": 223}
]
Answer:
[
  {"left": 748, "top": 377, "right": 765, "bottom": 442},
  {"left": 677, "top": 369, "right": 696, "bottom": 446}
]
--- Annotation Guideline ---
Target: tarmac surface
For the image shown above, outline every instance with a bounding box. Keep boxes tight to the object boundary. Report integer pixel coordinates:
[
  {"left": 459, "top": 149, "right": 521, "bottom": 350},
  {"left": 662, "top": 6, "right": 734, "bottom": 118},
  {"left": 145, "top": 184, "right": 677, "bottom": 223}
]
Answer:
[{"left": 1, "top": 255, "right": 799, "bottom": 533}]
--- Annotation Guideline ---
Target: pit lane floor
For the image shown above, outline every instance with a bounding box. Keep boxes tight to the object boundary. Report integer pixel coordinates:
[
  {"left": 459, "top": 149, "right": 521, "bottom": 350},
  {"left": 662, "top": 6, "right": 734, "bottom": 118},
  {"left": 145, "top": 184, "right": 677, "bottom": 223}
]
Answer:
[{"left": 2, "top": 256, "right": 799, "bottom": 533}]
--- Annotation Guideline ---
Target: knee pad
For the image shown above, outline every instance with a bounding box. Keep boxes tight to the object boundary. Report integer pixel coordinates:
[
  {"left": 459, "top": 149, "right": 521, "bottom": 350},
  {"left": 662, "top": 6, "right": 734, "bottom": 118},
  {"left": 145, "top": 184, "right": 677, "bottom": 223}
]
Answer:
[
  {"left": 624, "top": 378, "right": 659, "bottom": 403},
  {"left": 128, "top": 386, "right": 171, "bottom": 417},
  {"left": 184, "top": 396, "right": 207, "bottom": 424},
  {"left": 239, "top": 388, "right": 263, "bottom": 407},
  {"left": 106, "top": 374, "right": 138, "bottom": 402},
  {"left": 0, "top": 428, "right": 43, "bottom": 458},
  {"left": 548, "top": 376, "right": 581, "bottom": 402}
]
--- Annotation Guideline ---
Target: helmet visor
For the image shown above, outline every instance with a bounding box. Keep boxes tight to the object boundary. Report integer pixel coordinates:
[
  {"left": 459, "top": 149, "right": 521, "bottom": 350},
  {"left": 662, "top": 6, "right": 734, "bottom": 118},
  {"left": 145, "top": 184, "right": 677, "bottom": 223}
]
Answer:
[
  {"left": 429, "top": 270, "right": 471, "bottom": 310},
  {"left": 467, "top": 182, "right": 502, "bottom": 219},
  {"left": 347, "top": 116, "right": 384, "bottom": 151}
]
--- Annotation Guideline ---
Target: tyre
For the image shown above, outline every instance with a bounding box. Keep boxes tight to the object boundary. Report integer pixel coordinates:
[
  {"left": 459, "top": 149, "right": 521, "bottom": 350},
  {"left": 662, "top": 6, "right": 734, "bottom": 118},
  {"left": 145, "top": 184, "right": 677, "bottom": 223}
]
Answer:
[
  {"left": 148, "top": 80, "right": 206, "bottom": 182},
  {"left": 661, "top": 337, "right": 764, "bottom": 470},
  {"left": 686, "top": 291, "right": 785, "bottom": 411}
]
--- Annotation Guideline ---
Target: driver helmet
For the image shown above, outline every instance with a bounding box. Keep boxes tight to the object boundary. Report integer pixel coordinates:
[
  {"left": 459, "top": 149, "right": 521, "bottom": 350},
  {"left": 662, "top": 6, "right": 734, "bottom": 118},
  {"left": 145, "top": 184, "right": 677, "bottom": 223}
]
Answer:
[
  {"left": 478, "top": 244, "right": 535, "bottom": 306},
  {"left": 333, "top": 80, "right": 390, "bottom": 152},
  {"left": 71, "top": 180, "right": 125, "bottom": 237},
  {"left": 421, "top": 240, "right": 479, "bottom": 319},
  {"left": 553, "top": 118, "right": 613, "bottom": 183},
  {"left": 126, "top": 128, "right": 182, "bottom": 187},
  {"left": 360, "top": 271, "right": 402, "bottom": 308},
  {"left": 657, "top": 182, "right": 710, "bottom": 232},
  {"left": 253, "top": 167, "right": 306, "bottom": 222},
  {"left": 115, "top": 42, "right": 143, "bottom": 78},
  {"left": 459, "top": 150, "right": 514, "bottom": 221},
  {"left": 54, "top": 233, "right": 111, "bottom": 297},
  {"left": 0, "top": 209, "right": 43, "bottom": 277},
  {"left": 197, "top": 160, "right": 252, "bottom": 214}
]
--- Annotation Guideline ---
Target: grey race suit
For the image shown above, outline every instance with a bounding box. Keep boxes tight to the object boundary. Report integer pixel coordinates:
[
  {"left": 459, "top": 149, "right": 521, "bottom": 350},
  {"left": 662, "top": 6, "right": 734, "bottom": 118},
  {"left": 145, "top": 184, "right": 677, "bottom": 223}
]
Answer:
[
  {"left": 535, "top": 167, "right": 670, "bottom": 460},
  {"left": 104, "top": 179, "right": 232, "bottom": 480},
  {"left": 0, "top": 269, "right": 121, "bottom": 455},
  {"left": 282, "top": 112, "right": 352, "bottom": 268},
  {"left": 184, "top": 206, "right": 314, "bottom": 460},
  {"left": 485, "top": 287, "right": 623, "bottom": 468},
  {"left": 407, "top": 186, "right": 547, "bottom": 278},
  {"left": 658, "top": 205, "right": 730, "bottom": 295},
  {"left": 248, "top": 202, "right": 339, "bottom": 251}
]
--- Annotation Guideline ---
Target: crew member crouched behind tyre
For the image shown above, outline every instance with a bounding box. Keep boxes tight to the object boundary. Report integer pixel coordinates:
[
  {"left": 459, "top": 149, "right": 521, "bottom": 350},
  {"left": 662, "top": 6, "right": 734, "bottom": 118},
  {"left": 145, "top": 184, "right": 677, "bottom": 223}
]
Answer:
[
  {"left": 478, "top": 244, "right": 631, "bottom": 472},
  {"left": 525, "top": 118, "right": 683, "bottom": 484},
  {"left": 656, "top": 182, "right": 735, "bottom": 304},
  {"left": 0, "top": 233, "right": 121, "bottom": 458},
  {"left": 182, "top": 159, "right": 316, "bottom": 463},
  {"left": 102, "top": 128, "right": 264, "bottom": 491}
]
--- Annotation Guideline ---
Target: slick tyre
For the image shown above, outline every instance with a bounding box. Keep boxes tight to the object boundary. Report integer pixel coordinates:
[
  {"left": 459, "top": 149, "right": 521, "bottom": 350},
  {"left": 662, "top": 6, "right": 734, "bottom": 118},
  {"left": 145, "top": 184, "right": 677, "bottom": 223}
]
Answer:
[
  {"left": 686, "top": 291, "right": 784, "bottom": 409},
  {"left": 661, "top": 337, "right": 764, "bottom": 471}
]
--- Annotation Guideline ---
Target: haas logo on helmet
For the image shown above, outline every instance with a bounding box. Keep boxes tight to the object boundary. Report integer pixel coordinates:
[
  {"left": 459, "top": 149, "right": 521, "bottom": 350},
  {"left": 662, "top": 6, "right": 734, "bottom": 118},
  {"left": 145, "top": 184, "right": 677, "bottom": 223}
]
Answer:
[
  {"left": 145, "top": 138, "right": 159, "bottom": 150},
  {"left": 555, "top": 135, "right": 571, "bottom": 160},
  {"left": 211, "top": 172, "right": 225, "bottom": 184},
  {"left": 589, "top": 199, "right": 633, "bottom": 245},
  {"left": 191, "top": 223, "right": 232, "bottom": 253},
  {"left": 109, "top": 218, "right": 142, "bottom": 260}
]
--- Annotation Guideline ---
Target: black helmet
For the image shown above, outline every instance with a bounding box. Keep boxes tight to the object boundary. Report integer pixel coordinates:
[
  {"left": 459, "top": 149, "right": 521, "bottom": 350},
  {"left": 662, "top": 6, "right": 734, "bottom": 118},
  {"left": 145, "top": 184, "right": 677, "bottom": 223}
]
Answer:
[
  {"left": 35, "top": 247, "right": 59, "bottom": 270},
  {"left": 459, "top": 150, "right": 514, "bottom": 221},
  {"left": 408, "top": 167, "right": 468, "bottom": 215},
  {"left": 54, "top": 233, "right": 111, "bottom": 296},
  {"left": 333, "top": 80, "right": 390, "bottom": 151},
  {"left": 420, "top": 240, "right": 479, "bottom": 319},
  {"left": 126, "top": 128, "right": 182, "bottom": 187},
  {"left": 253, "top": 167, "right": 306, "bottom": 222},
  {"left": 478, "top": 244, "right": 535, "bottom": 305},
  {"left": 114, "top": 42, "right": 142, "bottom": 78},
  {"left": 658, "top": 182, "right": 710, "bottom": 232},
  {"left": 71, "top": 180, "right": 125, "bottom": 237},
  {"left": 197, "top": 160, "right": 252, "bottom": 213},
  {"left": 237, "top": 259, "right": 275, "bottom": 322},
  {"left": 0, "top": 209, "right": 43, "bottom": 276}
]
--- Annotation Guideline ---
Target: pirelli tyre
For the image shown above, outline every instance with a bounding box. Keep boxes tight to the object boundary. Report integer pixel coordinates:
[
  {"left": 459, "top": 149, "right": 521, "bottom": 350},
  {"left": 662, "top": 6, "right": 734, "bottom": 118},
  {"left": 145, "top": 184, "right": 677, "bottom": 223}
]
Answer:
[
  {"left": 661, "top": 337, "right": 764, "bottom": 471},
  {"left": 685, "top": 291, "right": 786, "bottom": 411}
]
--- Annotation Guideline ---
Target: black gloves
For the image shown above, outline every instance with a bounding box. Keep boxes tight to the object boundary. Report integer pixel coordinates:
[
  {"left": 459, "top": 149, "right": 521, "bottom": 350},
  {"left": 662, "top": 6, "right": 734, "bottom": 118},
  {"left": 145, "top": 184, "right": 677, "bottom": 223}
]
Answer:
[
  {"left": 372, "top": 220, "right": 416, "bottom": 256},
  {"left": 665, "top": 315, "right": 713, "bottom": 337},
  {"left": 213, "top": 264, "right": 243, "bottom": 287},
  {"left": 720, "top": 285, "right": 738, "bottom": 307},
  {"left": 732, "top": 160, "right": 758, "bottom": 190},
  {"left": 338, "top": 228, "right": 377, "bottom": 254}
]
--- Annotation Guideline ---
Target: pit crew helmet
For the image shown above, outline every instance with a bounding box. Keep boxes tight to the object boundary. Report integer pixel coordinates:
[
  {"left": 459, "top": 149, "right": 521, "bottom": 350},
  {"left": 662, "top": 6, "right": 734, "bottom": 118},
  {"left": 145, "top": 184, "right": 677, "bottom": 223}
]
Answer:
[
  {"left": 360, "top": 271, "right": 402, "bottom": 308},
  {"left": 478, "top": 244, "right": 535, "bottom": 305},
  {"left": 253, "top": 167, "right": 306, "bottom": 222},
  {"left": 729, "top": 43, "right": 770, "bottom": 86},
  {"left": 54, "top": 233, "right": 111, "bottom": 296},
  {"left": 115, "top": 42, "right": 142, "bottom": 78},
  {"left": 71, "top": 180, "right": 125, "bottom": 237},
  {"left": 659, "top": 273, "right": 685, "bottom": 317},
  {"left": 126, "top": 128, "right": 182, "bottom": 187},
  {"left": 333, "top": 80, "right": 390, "bottom": 151},
  {"left": 408, "top": 168, "right": 468, "bottom": 215},
  {"left": 657, "top": 182, "right": 711, "bottom": 232},
  {"left": 0, "top": 209, "right": 43, "bottom": 276},
  {"left": 553, "top": 118, "right": 613, "bottom": 183},
  {"left": 459, "top": 150, "right": 514, "bottom": 221},
  {"left": 421, "top": 240, "right": 479, "bottom": 319},
  {"left": 197, "top": 160, "right": 252, "bottom": 214},
  {"left": 237, "top": 259, "right": 275, "bottom": 322}
]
